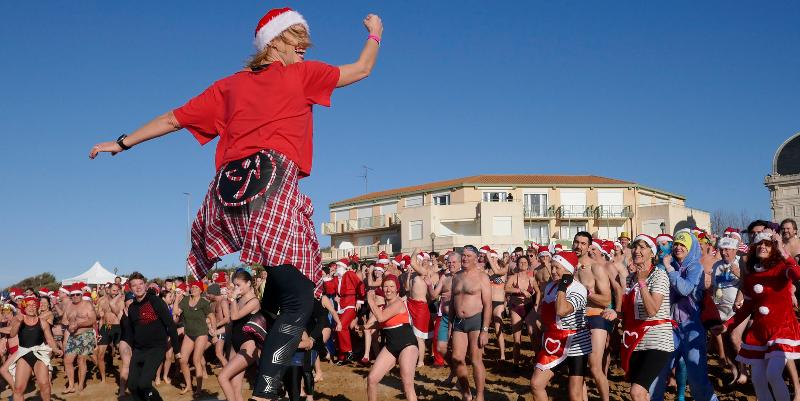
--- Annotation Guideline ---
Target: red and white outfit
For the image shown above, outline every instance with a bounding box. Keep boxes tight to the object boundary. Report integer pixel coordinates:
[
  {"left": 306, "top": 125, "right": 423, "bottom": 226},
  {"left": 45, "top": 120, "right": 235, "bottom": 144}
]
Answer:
[
  {"left": 336, "top": 267, "right": 365, "bottom": 359},
  {"left": 724, "top": 257, "right": 800, "bottom": 363},
  {"left": 406, "top": 298, "right": 432, "bottom": 339},
  {"left": 174, "top": 53, "right": 340, "bottom": 283},
  {"left": 535, "top": 282, "right": 592, "bottom": 370}
]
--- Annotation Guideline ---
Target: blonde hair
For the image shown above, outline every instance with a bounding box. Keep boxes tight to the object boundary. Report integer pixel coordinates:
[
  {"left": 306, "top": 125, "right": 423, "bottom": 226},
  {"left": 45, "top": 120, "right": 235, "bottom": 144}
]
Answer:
[{"left": 246, "top": 24, "right": 312, "bottom": 69}]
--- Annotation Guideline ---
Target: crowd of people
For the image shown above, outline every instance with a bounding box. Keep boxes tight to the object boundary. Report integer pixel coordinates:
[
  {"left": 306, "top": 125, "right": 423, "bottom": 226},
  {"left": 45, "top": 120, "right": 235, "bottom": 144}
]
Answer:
[{"left": 1, "top": 218, "right": 800, "bottom": 401}]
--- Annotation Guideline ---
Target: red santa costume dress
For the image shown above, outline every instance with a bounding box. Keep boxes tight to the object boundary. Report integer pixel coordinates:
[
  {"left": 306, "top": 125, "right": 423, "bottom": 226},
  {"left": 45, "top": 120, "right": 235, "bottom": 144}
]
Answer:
[{"left": 335, "top": 259, "right": 365, "bottom": 360}]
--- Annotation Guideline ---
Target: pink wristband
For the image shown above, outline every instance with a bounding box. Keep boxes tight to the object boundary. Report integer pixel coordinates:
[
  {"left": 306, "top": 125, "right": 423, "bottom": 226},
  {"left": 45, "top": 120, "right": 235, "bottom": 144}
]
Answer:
[{"left": 368, "top": 34, "right": 381, "bottom": 45}]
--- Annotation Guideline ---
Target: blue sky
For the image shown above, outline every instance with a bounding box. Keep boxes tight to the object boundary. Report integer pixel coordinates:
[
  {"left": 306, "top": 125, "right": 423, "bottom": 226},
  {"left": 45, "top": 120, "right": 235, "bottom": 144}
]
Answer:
[{"left": 1, "top": 1, "right": 798, "bottom": 287}]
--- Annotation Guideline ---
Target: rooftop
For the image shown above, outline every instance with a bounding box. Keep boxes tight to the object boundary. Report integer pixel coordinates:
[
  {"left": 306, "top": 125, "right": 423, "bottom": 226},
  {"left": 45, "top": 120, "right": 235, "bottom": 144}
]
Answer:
[{"left": 330, "top": 174, "right": 684, "bottom": 207}]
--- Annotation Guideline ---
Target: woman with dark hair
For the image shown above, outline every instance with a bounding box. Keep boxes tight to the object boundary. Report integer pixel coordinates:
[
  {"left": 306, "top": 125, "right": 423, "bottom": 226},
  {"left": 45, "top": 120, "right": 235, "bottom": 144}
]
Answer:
[
  {"left": 88, "top": 7, "right": 383, "bottom": 401},
  {"left": 712, "top": 232, "right": 800, "bottom": 401},
  {"left": 218, "top": 269, "right": 261, "bottom": 401},
  {"left": 505, "top": 255, "right": 536, "bottom": 366},
  {"left": 7, "top": 296, "right": 62, "bottom": 401},
  {"left": 174, "top": 281, "right": 216, "bottom": 396},
  {"left": 603, "top": 235, "right": 674, "bottom": 401}
]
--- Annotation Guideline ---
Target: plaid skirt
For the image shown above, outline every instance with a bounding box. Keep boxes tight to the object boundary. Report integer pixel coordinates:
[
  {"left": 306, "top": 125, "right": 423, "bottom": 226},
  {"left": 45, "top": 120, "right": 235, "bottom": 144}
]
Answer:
[{"left": 187, "top": 150, "right": 321, "bottom": 286}]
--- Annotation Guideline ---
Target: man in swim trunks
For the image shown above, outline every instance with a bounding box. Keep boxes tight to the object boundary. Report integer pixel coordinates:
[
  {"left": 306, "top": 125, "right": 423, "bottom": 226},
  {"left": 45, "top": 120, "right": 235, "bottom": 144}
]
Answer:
[
  {"left": 450, "top": 245, "right": 491, "bottom": 401},
  {"left": 63, "top": 283, "right": 97, "bottom": 394},
  {"left": 96, "top": 283, "right": 123, "bottom": 383}
]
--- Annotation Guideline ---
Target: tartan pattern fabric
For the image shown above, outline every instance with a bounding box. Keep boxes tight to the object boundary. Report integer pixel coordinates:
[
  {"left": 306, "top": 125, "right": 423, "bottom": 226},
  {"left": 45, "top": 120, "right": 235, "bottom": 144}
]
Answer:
[{"left": 187, "top": 150, "right": 322, "bottom": 289}]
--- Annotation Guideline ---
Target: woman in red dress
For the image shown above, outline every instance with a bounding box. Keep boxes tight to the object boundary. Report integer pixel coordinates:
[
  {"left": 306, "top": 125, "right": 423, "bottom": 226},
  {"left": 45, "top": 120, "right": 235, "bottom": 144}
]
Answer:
[{"left": 713, "top": 232, "right": 800, "bottom": 401}]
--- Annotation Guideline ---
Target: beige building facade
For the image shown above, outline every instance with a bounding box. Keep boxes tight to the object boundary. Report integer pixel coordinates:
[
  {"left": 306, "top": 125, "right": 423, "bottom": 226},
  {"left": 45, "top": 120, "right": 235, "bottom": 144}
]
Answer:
[
  {"left": 765, "top": 132, "right": 800, "bottom": 223},
  {"left": 321, "top": 175, "right": 709, "bottom": 261}
]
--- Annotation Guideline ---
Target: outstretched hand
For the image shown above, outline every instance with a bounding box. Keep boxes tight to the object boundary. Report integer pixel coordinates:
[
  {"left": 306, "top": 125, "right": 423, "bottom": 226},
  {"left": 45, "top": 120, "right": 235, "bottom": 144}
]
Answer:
[
  {"left": 89, "top": 141, "right": 123, "bottom": 159},
  {"left": 363, "top": 14, "right": 383, "bottom": 36}
]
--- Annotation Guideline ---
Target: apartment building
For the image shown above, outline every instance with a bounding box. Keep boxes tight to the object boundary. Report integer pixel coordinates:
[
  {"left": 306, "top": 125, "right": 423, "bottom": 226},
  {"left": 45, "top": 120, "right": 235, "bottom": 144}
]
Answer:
[{"left": 321, "top": 175, "right": 709, "bottom": 261}]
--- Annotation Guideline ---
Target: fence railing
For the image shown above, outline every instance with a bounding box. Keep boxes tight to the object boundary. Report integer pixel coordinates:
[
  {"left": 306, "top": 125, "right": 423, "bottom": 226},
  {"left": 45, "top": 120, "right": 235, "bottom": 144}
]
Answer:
[
  {"left": 321, "top": 244, "right": 394, "bottom": 261},
  {"left": 321, "top": 213, "right": 401, "bottom": 235}
]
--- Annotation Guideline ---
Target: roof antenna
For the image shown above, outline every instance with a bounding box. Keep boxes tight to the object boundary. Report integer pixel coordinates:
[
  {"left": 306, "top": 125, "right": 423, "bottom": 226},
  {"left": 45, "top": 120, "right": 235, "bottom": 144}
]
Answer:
[{"left": 359, "top": 165, "right": 374, "bottom": 194}]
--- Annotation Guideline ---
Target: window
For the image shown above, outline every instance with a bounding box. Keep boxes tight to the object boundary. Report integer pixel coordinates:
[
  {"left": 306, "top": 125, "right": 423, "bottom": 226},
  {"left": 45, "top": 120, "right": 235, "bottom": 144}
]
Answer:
[
  {"left": 524, "top": 193, "right": 548, "bottom": 217},
  {"left": 380, "top": 203, "right": 397, "bottom": 215},
  {"left": 432, "top": 193, "right": 451, "bottom": 205},
  {"left": 334, "top": 210, "right": 349, "bottom": 222},
  {"left": 482, "top": 191, "right": 509, "bottom": 202},
  {"left": 492, "top": 216, "right": 513, "bottom": 236},
  {"left": 559, "top": 222, "right": 587, "bottom": 241},
  {"left": 356, "top": 206, "right": 373, "bottom": 229},
  {"left": 356, "top": 236, "right": 372, "bottom": 246},
  {"left": 597, "top": 223, "right": 625, "bottom": 240},
  {"left": 409, "top": 220, "right": 423, "bottom": 240},
  {"left": 524, "top": 222, "right": 549, "bottom": 244},
  {"left": 405, "top": 195, "right": 423, "bottom": 208},
  {"left": 794, "top": 206, "right": 800, "bottom": 217}
]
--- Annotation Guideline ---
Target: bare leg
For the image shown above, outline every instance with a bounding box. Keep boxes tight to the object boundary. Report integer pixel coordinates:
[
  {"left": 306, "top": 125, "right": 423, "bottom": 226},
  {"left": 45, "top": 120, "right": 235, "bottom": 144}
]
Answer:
[
  {"left": 451, "top": 331, "right": 472, "bottom": 401},
  {"left": 118, "top": 341, "right": 131, "bottom": 397},
  {"left": 468, "top": 330, "right": 486, "bottom": 401},
  {"left": 178, "top": 336, "right": 194, "bottom": 394},
  {"left": 398, "top": 346, "right": 420, "bottom": 401},
  {"left": 568, "top": 375, "right": 585, "bottom": 401},
  {"left": 63, "top": 353, "right": 76, "bottom": 392},
  {"left": 96, "top": 344, "right": 108, "bottom": 383},
  {"left": 588, "top": 329, "right": 610, "bottom": 401},
  {"left": 193, "top": 334, "right": 210, "bottom": 395},
  {"left": 12, "top": 358, "right": 32, "bottom": 401},
  {"left": 416, "top": 336, "right": 426, "bottom": 367},
  {"left": 492, "top": 304, "right": 505, "bottom": 360},
  {"left": 363, "top": 328, "right": 374, "bottom": 362},
  {"left": 214, "top": 336, "right": 228, "bottom": 367},
  {"left": 34, "top": 360, "right": 53, "bottom": 401},
  {"left": 219, "top": 347, "right": 254, "bottom": 401},
  {"left": 366, "top": 348, "right": 398, "bottom": 401},
  {"left": 163, "top": 347, "right": 174, "bottom": 384},
  {"left": 0, "top": 349, "right": 15, "bottom": 392},
  {"left": 77, "top": 355, "right": 88, "bottom": 392},
  {"left": 510, "top": 310, "right": 523, "bottom": 365},
  {"left": 530, "top": 367, "right": 555, "bottom": 401}
]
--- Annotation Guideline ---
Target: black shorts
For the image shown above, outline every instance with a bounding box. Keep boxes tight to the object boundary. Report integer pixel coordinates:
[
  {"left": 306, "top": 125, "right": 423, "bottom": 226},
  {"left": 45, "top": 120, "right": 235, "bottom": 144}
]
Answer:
[
  {"left": 628, "top": 349, "right": 672, "bottom": 389},
  {"left": 586, "top": 316, "right": 612, "bottom": 332},
  {"left": 491, "top": 300, "right": 504, "bottom": 310},
  {"left": 554, "top": 354, "right": 587, "bottom": 377},
  {"left": 453, "top": 313, "right": 483, "bottom": 333},
  {"left": 383, "top": 324, "right": 417, "bottom": 359},
  {"left": 98, "top": 324, "right": 121, "bottom": 346}
]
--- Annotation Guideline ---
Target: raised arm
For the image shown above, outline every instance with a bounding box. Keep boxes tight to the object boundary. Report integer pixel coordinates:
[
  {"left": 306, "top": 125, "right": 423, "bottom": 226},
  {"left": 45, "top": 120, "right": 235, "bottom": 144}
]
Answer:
[
  {"left": 337, "top": 14, "right": 383, "bottom": 87},
  {"left": 89, "top": 111, "right": 182, "bottom": 158}
]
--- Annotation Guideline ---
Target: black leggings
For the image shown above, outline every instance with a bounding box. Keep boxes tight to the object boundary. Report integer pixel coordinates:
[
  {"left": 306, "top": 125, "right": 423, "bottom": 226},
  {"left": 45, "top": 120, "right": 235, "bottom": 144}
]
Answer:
[
  {"left": 282, "top": 351, "right": 315, "bottom": 401},
  {"left": 128, "top": 347, "right": 166, "bottom": 401},
  {"left": 252, "top": 264, "right": 315, "bottom": 399}
]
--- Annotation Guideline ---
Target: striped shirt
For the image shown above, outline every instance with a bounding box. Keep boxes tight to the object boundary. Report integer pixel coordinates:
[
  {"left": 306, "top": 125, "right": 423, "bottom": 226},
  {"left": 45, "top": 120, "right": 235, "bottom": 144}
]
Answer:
[
  {"left": 629, "top": 269, "right": 675, "bottom": 352},
  {"left": 542, "top": 282, "right": 592, "bottom": 356}
]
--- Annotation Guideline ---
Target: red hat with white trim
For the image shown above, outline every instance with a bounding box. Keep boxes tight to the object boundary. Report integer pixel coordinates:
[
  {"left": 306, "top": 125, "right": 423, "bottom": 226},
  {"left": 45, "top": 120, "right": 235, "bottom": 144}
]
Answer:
[
  {"left": 392, "top": 254, "right": 404, "bottom": 267},
  {"left": 633, "top": 234, "right": 657, "bottom": 254},
  {"left": 537, "top": 245, "right": 551, "bottom": 257},
  {"left": 253, "top": 8, "right": 309, "bottom": 52},
  {"left": 336, "top": 258, "right": 350, "bottom": 269},
  {"left": 38, "top": 287, "right": 52, "bottom": 297},
  {"left": 176, "top": 283, "right": 187, "bottom": 294},
  {"left": 479, "top": 245, "right": 491, "bottom": 254},
  {"left": 83, "top": 291, "right": 92, "bottom": 301},
  {"left": 59, "top": 285, "right": 69, "bottom": 295},
  {"left": 373, "top": 263, "right": 386, "bottom": 273},
  {"left": 349, "top": 253, "right": 360, "bottom": 264},
  {"left": 9, "top": 288, "right": 24, "bottom": 300},
  {"left": 723, "top": 227, "right": 742, "bottom": 241},
  {"left": 601, "top": 241, "right": 615, "bottom": 257},
  {"left": 377, "top": 251, "right": 390, "bottom": 264},
  {"left": 69, "top": 284, "right": 82, "bottom": 296},
  {"left": 655, "top": 234, "right": 673, "bottom": 244},
  {"left": 416, "top": 252, "right": 430, "bottom": 260},
  {"left": 552, "top": 251, "right": 578, "bottom": 274}
]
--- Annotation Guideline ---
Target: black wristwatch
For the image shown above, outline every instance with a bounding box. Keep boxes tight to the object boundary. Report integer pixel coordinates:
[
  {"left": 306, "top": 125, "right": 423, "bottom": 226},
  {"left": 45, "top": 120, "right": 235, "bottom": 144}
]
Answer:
[{"left": 116, "top": 134, "right": 132, "bottom": 151}]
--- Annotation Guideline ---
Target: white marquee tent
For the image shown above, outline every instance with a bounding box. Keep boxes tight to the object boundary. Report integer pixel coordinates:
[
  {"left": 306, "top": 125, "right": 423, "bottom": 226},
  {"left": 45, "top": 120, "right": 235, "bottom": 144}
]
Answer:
[{"left": 62, "top": 261, "right": 125, "bottom": 285}]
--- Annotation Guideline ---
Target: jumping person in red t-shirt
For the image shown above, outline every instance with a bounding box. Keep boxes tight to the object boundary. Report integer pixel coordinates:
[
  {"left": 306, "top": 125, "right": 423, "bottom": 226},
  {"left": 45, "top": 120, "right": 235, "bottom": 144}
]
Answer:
[{"left": 89, "top": 8, "right": 383, "bottom": 401}]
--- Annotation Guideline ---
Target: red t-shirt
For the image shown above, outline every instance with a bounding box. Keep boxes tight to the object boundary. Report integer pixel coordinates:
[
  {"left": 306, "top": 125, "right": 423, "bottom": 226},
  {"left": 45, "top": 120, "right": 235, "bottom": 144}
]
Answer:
[{"left": 173, "top": 61, "right": 340, "bottom": 177}]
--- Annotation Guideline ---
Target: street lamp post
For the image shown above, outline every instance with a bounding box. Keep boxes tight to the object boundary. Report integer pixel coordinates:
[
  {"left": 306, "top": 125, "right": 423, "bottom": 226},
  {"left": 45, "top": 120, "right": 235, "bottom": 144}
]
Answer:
[
  {"left": 659, "top": 221, "right": 666, "bottom": 234},
  {"left": 429, "top": 232, "right": 436, "bottom": 253}
]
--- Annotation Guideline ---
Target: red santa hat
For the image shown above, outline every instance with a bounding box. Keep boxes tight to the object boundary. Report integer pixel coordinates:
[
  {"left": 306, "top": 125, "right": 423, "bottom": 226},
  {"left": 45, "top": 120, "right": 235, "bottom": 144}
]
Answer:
[
  {"left": 633, "top": 234, "right": 657, "bottom": 254},
  {"left": 9, "top": 288, "right": 24, "bottom": 300},
  {"left": 416, "top": 252, "right": 431, "bottom": 261},
  {"left": 601, "top": 241, "right": 615, "bottom": 257},
  {"left": 336, "top": 258, "right": 350, "bottom": 269},
  {"left": 176, "top": 283, "right": 188, "bottom": 294},
  {"left": 549, "top": 243, "right": 563, "bottom": 254},
  {"left": 723, "top": 227, "right": 742, "bottom": 241},
  {"left": 552, "top": 251, "right": 578, "bottom": 274},
  {"left": 58, "top": 285, "right": 69, "bottom": 295},
  {"left": 349, "top": 253, "right": 360, "bottom": 264},
  {"left": 655, "top": 234, "right": 673, "bottom": 244},
  {"left": 215, "top": 272, "right": 227, "bottom": 284},
  {"left": 373, "top": 263, "right": 386, "bottom": 273},
  {"left": 189, "top": 280, "right": 205, "bottom": 292},
  {"left": 536, "top": 245, "right": 551, "bottom": 257},
  {"left": 392, "top": 254, "right": 404, "bottom": 267},
  {"left": 38, "top": 287, "right": 52, "bottom": 297},
  {"left": 69, "top": 284, "right": 82, "bottom": 296},
  {"left": 83, "top": 291, "right": 92, "bottom": 301},
  {"left": 254, "top": 8, "right": 309, "bottom": 52},
  {"left": 377, "top": 251, "right": 390, "bottom": 264}
]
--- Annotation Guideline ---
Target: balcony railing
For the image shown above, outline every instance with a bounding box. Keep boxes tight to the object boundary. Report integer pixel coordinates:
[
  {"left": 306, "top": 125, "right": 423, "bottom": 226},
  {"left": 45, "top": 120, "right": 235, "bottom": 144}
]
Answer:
[
  {"left": 524, "top": 205, "right": 556, "bottom": 218},
  {"left": 321, "top": 244, "right": 393, "bottom": 262},
  {"left": 595, "top": 205, "right": 633, "bottom": 219},
  {"left": 556, "top": 205, "right": 593, "bottom": 219},
  {"left": 321, "top": 213, "right": 401, "bottom": 235}
]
